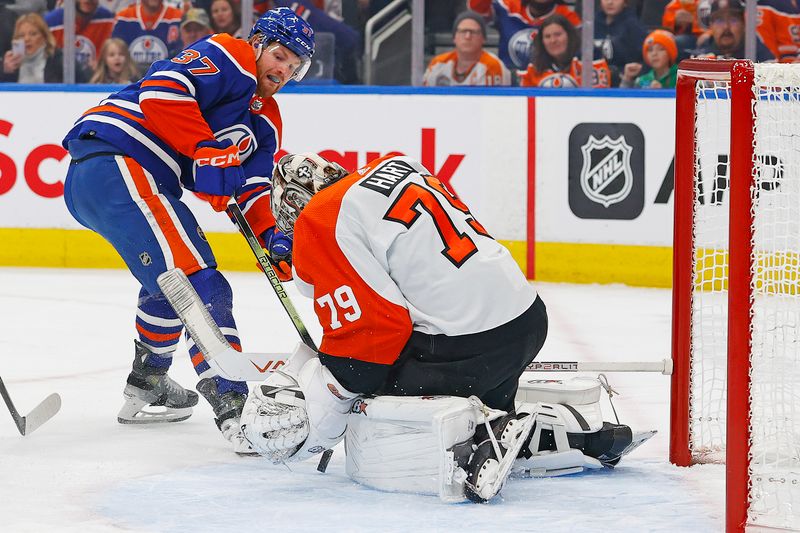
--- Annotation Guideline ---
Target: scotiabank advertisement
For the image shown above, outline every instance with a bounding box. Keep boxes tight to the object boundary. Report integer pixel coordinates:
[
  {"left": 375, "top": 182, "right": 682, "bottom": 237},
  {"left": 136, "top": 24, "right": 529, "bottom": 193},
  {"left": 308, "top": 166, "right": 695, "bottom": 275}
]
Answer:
[
  {"left": 0, "top": 90, "right": 528, "bottom": 240},
  {"left": 0, "top": 87, "right": 684, "bottom": 284}
]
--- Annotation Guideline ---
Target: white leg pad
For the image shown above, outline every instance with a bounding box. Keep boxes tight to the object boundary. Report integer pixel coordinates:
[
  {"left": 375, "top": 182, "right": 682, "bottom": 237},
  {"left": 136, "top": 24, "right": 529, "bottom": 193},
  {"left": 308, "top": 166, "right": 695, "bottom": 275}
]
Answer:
[
  {"left": 345, "top": 395, "right": 505, "bottom": 502},
  {"left": 516, "top": 376, "right": 602, "bottom": 406},
  {"left": 516, "top": 377, "right": 605, "bottom": 432}
]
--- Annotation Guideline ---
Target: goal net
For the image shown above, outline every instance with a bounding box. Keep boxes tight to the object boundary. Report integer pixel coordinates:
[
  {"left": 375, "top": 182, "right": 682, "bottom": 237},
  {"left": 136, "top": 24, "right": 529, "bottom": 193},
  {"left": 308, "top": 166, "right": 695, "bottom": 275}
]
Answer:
[{"left": 671, "top": 59, "right": 800, "bottom": 532}]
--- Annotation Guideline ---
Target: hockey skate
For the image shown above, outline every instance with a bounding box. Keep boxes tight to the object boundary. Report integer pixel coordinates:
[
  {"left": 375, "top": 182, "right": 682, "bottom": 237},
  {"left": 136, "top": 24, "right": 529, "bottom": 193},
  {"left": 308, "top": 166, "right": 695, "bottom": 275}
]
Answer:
[
  {"left": 196, "top": 378, "right": 257, "bottom": 456},
  {"left": 117, "top": 340, "right": 199, "bottom": 424},
  {"left": 511, "top": 376, "right": 657, "bottom": 477},
  {"left": 464, "top": 408, "right": 536, "bottom": 503}
]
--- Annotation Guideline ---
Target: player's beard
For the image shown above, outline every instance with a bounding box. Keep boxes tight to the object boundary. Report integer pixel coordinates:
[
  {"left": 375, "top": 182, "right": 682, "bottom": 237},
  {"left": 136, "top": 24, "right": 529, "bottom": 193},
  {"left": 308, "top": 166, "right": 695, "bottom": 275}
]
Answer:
[{"left": 257, "top": 73, "right": 283, "bottom": 98}]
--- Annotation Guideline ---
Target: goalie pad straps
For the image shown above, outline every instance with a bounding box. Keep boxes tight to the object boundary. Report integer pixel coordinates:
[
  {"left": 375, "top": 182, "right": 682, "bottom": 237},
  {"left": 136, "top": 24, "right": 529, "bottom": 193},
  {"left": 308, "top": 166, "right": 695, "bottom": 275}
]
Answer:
[
  {"left": 344, "top": 395, "right": 506, "bottom": 502},
  {"left": 513, "top": 402, "right": 604, "bottom": 477}
]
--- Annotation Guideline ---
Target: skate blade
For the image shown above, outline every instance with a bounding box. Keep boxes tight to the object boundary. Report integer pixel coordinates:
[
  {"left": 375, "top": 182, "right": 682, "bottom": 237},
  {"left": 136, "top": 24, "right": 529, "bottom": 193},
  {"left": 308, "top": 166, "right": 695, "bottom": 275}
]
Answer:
[
  {"left": 619, "top": 430, "right": 657, "bottom": 458},
  {"left": 117, "top": 396, "right": 193, "bottom": 424}
]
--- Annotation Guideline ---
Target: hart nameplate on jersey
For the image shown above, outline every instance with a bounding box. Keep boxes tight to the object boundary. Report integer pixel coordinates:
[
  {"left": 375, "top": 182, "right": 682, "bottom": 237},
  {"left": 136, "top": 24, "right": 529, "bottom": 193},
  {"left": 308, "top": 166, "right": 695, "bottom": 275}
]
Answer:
[{"left": 359, "top": 160, "right": 415, "bottom": 196}]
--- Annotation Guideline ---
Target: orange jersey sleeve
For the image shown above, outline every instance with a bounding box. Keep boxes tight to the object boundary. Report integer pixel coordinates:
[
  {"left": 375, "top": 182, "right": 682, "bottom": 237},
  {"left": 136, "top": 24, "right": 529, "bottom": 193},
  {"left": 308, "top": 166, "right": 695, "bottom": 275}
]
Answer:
[
  {"left": 293, "top": 173, "right": 413, "bottom": 366},
  {"left": 758, "top": 3, "right": 800, "bottom": 62},
  {"left": 467, "top": 0, "right": 492, "bottom": 17}
]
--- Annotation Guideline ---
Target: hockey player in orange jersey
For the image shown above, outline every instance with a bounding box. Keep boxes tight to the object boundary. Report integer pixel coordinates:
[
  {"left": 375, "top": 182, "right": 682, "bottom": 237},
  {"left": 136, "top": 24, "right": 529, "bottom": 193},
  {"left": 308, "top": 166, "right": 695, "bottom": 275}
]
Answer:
[{"left": 239, "top": 153, "right": 645, "bottom": 502}]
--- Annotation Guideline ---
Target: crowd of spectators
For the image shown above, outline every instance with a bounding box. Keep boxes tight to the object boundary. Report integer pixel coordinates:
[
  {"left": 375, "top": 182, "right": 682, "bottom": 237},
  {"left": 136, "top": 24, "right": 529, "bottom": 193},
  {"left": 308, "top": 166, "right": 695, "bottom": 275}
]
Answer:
[
  {"left": 436, "top": 0, "right": 785, "bottom": 88},
  {"left": 0, "top": 0, "right": 794, "bottom": 87}
]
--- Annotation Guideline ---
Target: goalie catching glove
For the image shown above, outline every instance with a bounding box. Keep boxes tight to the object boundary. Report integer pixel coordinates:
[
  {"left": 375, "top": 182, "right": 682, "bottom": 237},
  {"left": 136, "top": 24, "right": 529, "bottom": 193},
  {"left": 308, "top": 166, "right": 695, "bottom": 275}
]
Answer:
[
  {"left": 240, "top": 343, "right": 359, "bottom": 462},
  {"left": 192, "top": 139, "right": 245, "bottom": 212}
]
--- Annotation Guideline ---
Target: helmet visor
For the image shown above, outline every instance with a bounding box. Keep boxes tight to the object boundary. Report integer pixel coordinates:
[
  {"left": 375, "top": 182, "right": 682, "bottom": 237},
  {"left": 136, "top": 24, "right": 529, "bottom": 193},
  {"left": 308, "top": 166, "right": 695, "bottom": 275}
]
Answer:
[{"left": 262, "top": 41, "right": 312, "bottom": 82}]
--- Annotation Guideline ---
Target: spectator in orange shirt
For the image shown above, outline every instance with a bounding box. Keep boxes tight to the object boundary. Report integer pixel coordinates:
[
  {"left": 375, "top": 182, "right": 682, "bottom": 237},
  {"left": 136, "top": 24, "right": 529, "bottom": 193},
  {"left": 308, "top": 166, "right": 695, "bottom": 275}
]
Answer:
[
  {"left": 518, "top": 14, "right": 611, "bottom": 88},
  {"left": 758, "top": 0, "right": 800, "bottom": 63},
  {"left": 468, "top": 0, "right": 582, "bottom": 69},
  {"left": 663, "top": 0, "right": 710, "bottom": 36},
  {"left": 423, "top": 11, "right": 510, "bottom": 86},
  {"left": 45, "top": 0, "right": 114, "bottom": 72},
  {"left": 111, "top": 0, "right": 183, "bottom": 74}
]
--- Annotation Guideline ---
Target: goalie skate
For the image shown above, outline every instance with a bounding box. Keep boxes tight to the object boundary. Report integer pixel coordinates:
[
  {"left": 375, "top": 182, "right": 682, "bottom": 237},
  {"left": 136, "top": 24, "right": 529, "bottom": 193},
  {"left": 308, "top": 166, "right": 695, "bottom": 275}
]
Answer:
[
  {"left": 464, "top": 409, "right": 536, "bottom": 503},
  {"left": 117, "top": 340, "right": 199, "bottom": 424}
]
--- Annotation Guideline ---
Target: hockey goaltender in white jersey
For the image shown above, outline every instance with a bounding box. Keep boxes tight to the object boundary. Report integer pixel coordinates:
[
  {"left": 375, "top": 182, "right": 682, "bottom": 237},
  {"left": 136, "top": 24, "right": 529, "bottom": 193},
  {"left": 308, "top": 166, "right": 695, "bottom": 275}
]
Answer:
[{"left": 239, "top": 153, "right": 654, "bottom": 502}]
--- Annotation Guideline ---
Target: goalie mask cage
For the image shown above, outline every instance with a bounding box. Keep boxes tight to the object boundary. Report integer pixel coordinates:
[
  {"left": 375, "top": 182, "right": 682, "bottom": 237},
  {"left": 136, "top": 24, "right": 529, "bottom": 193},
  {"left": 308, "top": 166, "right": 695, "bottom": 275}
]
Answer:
[{"left": 671, "top": 58, "right": 800, "bottom": 532}]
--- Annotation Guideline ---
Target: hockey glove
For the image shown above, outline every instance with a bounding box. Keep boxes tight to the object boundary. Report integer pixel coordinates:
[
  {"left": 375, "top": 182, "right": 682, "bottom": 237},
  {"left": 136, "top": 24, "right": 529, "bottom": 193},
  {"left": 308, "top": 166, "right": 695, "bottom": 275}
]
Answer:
[
  {"left": 193, "top": 140, "right": 245, "bottom": 212},
  {"left": 260, "top": 226, "right": 293, "bottom": 281}
]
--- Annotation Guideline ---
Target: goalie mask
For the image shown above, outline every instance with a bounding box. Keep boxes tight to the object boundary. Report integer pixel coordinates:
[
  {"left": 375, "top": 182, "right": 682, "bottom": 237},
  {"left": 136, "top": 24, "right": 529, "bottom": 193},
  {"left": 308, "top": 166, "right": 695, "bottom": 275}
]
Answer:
[{"left": 270, "top": 153, "right": 348, "bottom": 236}]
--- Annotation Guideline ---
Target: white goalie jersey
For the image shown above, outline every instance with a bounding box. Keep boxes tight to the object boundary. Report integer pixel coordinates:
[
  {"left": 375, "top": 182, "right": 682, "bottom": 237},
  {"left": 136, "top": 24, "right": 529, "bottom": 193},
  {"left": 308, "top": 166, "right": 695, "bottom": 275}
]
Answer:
[{"left": 292, "top": 154, "right": 537, "bottom": 367}]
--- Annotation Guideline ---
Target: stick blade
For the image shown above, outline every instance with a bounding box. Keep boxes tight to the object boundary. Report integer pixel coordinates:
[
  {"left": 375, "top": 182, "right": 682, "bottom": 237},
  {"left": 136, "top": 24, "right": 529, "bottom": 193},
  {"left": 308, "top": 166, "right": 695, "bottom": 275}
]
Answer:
[{"left": 21, "top": 393, "right": 62, "bottom": 435}]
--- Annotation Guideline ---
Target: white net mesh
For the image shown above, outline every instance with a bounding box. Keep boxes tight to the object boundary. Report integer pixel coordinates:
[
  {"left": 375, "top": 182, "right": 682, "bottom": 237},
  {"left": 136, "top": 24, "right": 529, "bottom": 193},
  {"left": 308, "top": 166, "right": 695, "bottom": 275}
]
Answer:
[
  {"left": 689, "top": 63, "right": 800, "bottom": 529},
  {"left": 690, "top": 79, "right": 732, "bottom": 464},
  {"left": 747, "top": 64, "right": 800, "bottom": 530}
]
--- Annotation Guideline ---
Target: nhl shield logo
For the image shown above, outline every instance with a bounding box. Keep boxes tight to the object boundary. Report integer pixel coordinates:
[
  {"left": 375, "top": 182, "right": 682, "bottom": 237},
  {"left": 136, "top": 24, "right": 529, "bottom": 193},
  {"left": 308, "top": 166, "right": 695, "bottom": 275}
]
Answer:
[
  {"left": 579, "top": 134, "right": 633, "bottom": 208},
  {"left": 568, "top": 123, "right": 644, "bottom": 220}
]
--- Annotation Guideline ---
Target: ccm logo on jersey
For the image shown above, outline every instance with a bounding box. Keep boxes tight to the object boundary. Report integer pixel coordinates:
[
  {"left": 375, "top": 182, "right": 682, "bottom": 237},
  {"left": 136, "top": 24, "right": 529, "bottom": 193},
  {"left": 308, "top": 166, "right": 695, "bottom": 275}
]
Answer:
[{"left": 195, "top": 152, "right": 240, "bottom": 167}]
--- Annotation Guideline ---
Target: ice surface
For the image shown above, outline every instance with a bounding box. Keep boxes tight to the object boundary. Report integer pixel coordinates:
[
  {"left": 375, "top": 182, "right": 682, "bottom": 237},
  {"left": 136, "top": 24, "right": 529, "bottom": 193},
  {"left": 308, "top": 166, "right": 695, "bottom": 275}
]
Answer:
[{"left": 0, "top": 268, "right": 724, "bottom": 532}]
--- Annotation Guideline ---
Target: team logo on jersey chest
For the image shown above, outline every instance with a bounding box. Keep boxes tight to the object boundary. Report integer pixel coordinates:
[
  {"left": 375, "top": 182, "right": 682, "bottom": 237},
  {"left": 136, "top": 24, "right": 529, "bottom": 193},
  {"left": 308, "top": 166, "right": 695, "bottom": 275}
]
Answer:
[
  {"left": 214, "top": 125, "right": 257, "bottom": 162},
  {"left": 568, "top": 123, "right": 645, "bottom": 220},
  {"left": 359, "top": 160, "right": 415, "bottom": 197}
]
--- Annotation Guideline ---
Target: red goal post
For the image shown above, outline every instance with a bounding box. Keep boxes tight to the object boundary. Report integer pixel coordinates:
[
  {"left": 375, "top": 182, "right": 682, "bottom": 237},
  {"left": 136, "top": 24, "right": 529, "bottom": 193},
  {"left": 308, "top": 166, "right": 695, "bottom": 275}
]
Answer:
[{"left": 671, "top": 58, "right": 800, "bottom": 532}]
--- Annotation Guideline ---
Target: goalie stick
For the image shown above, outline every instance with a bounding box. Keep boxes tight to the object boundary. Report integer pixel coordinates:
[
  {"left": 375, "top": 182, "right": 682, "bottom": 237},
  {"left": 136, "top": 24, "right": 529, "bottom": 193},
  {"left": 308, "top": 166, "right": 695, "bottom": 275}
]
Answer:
[
  {"left": 0, "top": 376, "right": 61, "bottom": 435},
  {"left": 226, "top": 199, "right": 317, "bottom": 351},
  {"left": 524, "top": 359, "right": 673, "bottom": 375},
  {"left": 192, "top": 353, "right": 675, "bottom": 382}
]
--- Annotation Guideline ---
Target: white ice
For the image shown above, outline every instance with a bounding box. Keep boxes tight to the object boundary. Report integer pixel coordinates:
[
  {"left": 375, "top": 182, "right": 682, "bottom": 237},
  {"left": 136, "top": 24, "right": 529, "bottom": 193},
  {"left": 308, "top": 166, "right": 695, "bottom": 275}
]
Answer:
[{"left": 0, "top": 268, "right": 724, "bottom": 532}]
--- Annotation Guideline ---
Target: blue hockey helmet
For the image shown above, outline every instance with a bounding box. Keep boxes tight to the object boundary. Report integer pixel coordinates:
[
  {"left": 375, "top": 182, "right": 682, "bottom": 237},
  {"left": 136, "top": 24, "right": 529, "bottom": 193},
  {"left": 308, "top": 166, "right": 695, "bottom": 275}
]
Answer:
[{"left": 249, "top": 7, "right": 315, "bottom": 81}]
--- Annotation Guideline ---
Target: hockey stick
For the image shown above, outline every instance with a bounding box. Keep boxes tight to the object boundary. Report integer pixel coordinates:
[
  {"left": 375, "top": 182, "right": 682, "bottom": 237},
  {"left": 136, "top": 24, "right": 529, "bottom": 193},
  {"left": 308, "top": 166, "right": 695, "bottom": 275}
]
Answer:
[
  {"left": 207, "top": 355, "right": 675, "bottom": 382},
  {"left": 226, "top": 199, "right": 317, "bottom": 351},
  {"left": 157, "top": 268, "right": 290, "bottom": 382},
  {"left": 524, "top": 359, "right": 673, "bottom": 375},
  {"left": 0, "top": 376, "right": 61, "bottom": 435}
]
